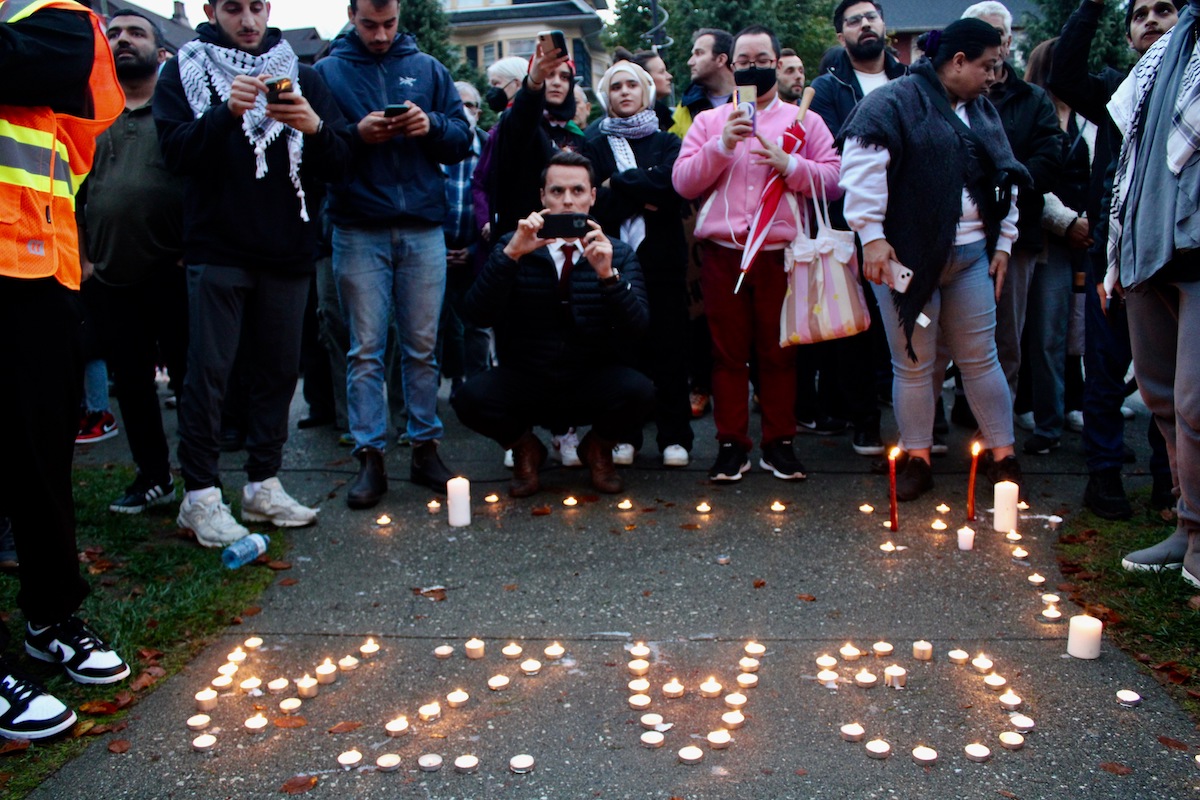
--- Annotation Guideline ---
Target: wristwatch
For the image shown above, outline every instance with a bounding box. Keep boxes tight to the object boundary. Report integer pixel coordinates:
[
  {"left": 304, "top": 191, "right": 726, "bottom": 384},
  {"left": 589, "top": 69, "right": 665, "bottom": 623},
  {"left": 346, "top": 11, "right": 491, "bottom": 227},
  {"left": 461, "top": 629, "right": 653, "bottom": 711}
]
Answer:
[{"left": 599, "top": 269, "right": 621, "bottom": 287}]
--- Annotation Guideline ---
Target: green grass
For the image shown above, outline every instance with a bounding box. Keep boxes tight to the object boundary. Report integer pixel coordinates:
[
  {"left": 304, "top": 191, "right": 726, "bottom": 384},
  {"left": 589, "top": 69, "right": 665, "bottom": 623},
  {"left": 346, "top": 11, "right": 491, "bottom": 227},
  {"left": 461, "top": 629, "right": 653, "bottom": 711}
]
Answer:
[
  {"left": 1055, "top": 491, "right": 1200, "bottom": 719},
  {"left": 0, "top": 466, "right": 283, "bottom": 799}
]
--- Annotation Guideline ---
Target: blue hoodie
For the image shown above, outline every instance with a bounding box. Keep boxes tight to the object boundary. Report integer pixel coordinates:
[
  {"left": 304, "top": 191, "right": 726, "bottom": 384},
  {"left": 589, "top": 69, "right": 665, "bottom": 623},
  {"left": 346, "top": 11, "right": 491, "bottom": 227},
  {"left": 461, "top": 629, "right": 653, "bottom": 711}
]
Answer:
[{"left": 315, "top": 31, "right": 470, "bottom": 226}]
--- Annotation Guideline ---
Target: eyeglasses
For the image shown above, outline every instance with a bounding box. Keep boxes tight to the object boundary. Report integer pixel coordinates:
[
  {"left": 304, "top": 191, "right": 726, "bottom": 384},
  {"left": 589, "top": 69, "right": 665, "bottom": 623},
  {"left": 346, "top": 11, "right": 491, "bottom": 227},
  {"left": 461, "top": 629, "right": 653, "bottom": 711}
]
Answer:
[
  {"left": 462, "top": 101, "right": 480, "bottom": 110},
  {"left": 733, "top": 57, "right": 777, "bottom": 69},
  {"left": 844, "top": 10, "right": 880, "bottom": 27}
]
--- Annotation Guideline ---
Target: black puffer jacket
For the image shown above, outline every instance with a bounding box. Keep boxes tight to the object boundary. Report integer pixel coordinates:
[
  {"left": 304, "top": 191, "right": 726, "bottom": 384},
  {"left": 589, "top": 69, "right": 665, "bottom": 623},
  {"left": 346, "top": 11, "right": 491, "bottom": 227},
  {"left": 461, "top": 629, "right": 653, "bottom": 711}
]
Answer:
[
  {"left": 809, "top": 48, "right": 908, "bottom": 138},
  {"left": 464, "top": 236, "right": 649, "bottom": 380}
]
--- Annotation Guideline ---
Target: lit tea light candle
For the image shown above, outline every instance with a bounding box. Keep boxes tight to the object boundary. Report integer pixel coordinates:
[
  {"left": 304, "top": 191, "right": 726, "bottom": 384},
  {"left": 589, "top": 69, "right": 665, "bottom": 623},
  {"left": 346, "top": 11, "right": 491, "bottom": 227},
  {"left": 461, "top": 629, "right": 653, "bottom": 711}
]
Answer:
[
  {"left": 376, "top": 753, "right": 402, "bottom": 772},
  {"left": 1116, "top": 689, "right": 1142, "bottom": 707},
  {"left": 839, "top": 643, "right": 862, "bottom": 661},
  {"left": 640, "top": 713, "right": 663, "bottom": 729},
  {"left": 770, "top": 501, "right": 786, "bottom": 512},
  {"left": 520, "top": 659, "right": 542, "bottom": 676},
  {"left": 913, "top": 641, "right": 933, "bottom": 661},
  {"left": 502, "top": 642, "right": 523, "bottom": 659},
  {"left": 957, "top": 526, "right": 975, "bottom": 551},
  {"left": 817, "top": 669, "right": 840, "bottom": 685},
  {"left": 1006, "top": 531, "right": 1023, "bottom": 543},
  {"left": 417, "top": 754, "right": 443, "bottom": 772},
  {"left": 1041, "top": 604, "right": 1063, "bottom": 622},
  {"left": 484, "top": 494, "right": 500, "bottom": 504},
  {"left": 860, "top": 504, "right": 874, "bottom": 513},
  {"left": 948, "top": 649, "right": 969, "bottom": 665},
  {"left": 427, "top": 499, "right": 441, "bottom": 513},
  {"left": 1028, "top": 573, "right": 1046, "bottom": 588},
  {"left": 999, "top": 690, "right": 1023, "bottom": 711},
  {"left": 629, "top": 641, "right": 651, "bottom": 659},
  {"left": 971, "top": 654, "right": 993, "bottom": 674},
  {"left": 879, "top": 541, "right": 896, "bottom": 553},
  {"left": 446, "top": 689, "right": 469, "bottom": 709},
  {"left": 1067, "top": 614, "right": 1103, "bottom": 659},
  {"left": 1048, "top": 514, "right": 1063, "bottom": 530},
  {"left": 865, "top": 739, "right": 891, "bottom": 759},
  {"left": 187, "top": 714, "right": 211, "bottom": 731},
  {"left": 617, "top": 499, "right": 633, "bottom": 510},
  {"left": 238, "top": 676, "right": 261, "bottom": 693},
  {"left": 563, "top": 496, "right": 578, "bottom": 507},
  {"left": 724, "top": 692, "right": 747, "bottom": 710},
  {"left": 295, "top": 674, "right": 318, "bottom": 698},
  {"left": 984, "top": 673, "right": 1008, "bottom": 692},
  {"left": 883, "top": 665, "right": 907, "bottom": 688},
  {"left": 678, "top": 745, "right": 705, "bottom": 765},
  {"left": 1041, "top": 593, "right": 1060, "bottom": 604},
  {"left": 744, "top": 641, "right": 767, "bottom": 658},
  {"left": 662, "top": 678, "right": 685, "bottom": 698},
  {"left": 1010, "top": 714, "right": 1035, "bottom": 732},
  {"left": 315, "top": 658, "right": 338, "bottom": 684},
  {"left": 816, "top": 654, "right": 839, "bottom": 670},
  {"left": 736, "top": 673, "right": 759, "bottom": 690},
  {"left": 627, "top": 659, "right": 650, "bottom": 676},
  {"left": 722, "top": 710, "right": 745, "bottom": 729},
  {"left": 854, "top": 669, "right": 878, "bottom": 689},
  {"left": 739, "top": 657, "right": 760, "bottom": 673},
  {"left": 872, "top": 641, "right": 893, "bottom": 658},
  {"left": 998, "top": 731, "right": 1025, "bottom": 750},
  {"left": 911, "top": 745, "right": 938, "bottom": 765},
  {"left": 696, "top": 502, "right": 711, "bottom": 513},
  {"left": 211, "top": 675, "right": 233, "bottom": 691},
  {"left": 227, "top": 647, "right": 247, "bottom": 664},
  {"left": 699, "top": 677, "right": 722, "bottom": 698},
  {"left": 375, "top": 514, "right": 391, "bottom": 526},
  {"left": 434, "top": 645, "right": 454, "bottom": 659},
  {"left": 840, "top": 723, "right": 865, "bottom": 742},
  {"left": 244, "top": 713, "right": 268, "bottom": 735},
  {"left": 1018, "top": 500, "right": 1030, "bottom": 511},
  {"left": 418, "top": 702, "right": 441, "bottom": 722},
  {"left": 243, "top": 637, "right": 263, "bottom": 651},
  {"left": 266, "top": 677, "right": 289, "bottom": 694},
  {"left": 629, "top": 693, "right": 652, "bottom": 711},
  {"left": 359, "top": 638, "right": 380, "bottom": 659},
  {"left": 707, "top": 729, "right": 732, "bottom": 749},
  {"left": 195, "top": 688, "right": 218, "bottom": 711},
  {"left": 337, "top": 749, "right": 362, "bottom": 769},
  {"left": 464, "top": 638, "right": 485, "bottom": 659},
  {"left": 487, "top": 674, "right": 510, "bottom": 691},
  {"left": 628, "top": 678, "right": 650, "bottom": 693},
  {"left": 454, "top": 755, "right": 479, "bottom": 774},
  {"left": 191, "top": 733, "right": 216, "bottom": 753},
  {"left": 640, "top": 730, "right": 665, "bottom": 748},
  {"left": 936, "top": 503, "right": 950, "bottom": 515},
  {"left": 964, "top": 743, "right": 992, "bottom": 763},
  {"left": 217, "top": 662, "right": 239, "bottom": 677},
  {"left": 279, "top": 697, "right": 302, "bottom": 715},
  {"left": 544, "top": 641, "right": 565, "bottom": 660},
  {"left": 931, "top": 519, "right": 947, "bottom": 531},
  {"left": 509, "top": 754, "right": 536, "bottom": 774},
  {"left": 1012, "top": 546, "right": 1030, "bottom": 560}
]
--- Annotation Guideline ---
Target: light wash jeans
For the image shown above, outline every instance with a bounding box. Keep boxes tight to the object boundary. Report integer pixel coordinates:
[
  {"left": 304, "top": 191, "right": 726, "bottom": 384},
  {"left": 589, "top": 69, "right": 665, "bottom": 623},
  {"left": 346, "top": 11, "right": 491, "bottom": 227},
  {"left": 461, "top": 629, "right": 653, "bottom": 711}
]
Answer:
[
  {"left": 333, "top": 222, "right": 446, "bottom": 452},
  {"left": 873, "top": 240, "right": 1014, "bottom": 451}
]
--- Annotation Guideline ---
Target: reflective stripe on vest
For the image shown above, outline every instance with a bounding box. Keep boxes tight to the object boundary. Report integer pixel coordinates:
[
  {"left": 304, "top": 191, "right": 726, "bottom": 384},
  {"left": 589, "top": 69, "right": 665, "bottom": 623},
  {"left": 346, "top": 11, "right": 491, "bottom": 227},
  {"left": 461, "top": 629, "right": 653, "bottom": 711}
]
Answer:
[
  {"left": 0, "top": 119, "right": 74, "bottom": 202},
  {"left": 0, "top": 0, "right": 63, "bottom": 24}
]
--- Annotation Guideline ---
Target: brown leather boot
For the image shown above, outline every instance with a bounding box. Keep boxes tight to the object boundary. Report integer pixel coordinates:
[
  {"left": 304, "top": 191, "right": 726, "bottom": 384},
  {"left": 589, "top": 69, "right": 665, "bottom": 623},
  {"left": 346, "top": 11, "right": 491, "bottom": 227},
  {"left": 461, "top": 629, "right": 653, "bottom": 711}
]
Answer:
[
  {"left": 579, "top": 431, "right": 622, "bottom": 494},
  {"left": 508, "top": 431, "right": 547, "bottom": 498}
]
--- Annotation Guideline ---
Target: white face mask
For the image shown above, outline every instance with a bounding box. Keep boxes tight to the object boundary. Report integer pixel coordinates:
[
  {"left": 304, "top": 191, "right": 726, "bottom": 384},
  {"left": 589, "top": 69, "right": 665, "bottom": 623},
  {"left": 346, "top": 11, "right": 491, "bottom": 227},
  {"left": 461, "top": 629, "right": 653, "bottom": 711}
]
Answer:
[{"left": 463, "top": 105, "right": 479, "bottom": 131}]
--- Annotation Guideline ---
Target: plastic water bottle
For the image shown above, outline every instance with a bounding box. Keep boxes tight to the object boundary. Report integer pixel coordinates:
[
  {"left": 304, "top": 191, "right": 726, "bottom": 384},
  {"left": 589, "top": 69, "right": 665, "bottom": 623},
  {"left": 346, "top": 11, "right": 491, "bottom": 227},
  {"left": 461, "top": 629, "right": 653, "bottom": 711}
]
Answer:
[{"left": 221, "top": 533, "right": 269, "bottom": 570}]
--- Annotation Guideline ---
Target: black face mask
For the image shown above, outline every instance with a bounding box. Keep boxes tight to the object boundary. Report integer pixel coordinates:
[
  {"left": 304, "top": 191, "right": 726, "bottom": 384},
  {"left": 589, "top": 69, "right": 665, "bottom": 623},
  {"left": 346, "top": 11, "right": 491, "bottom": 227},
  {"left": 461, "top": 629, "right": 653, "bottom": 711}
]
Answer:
[
  {"left": 734, "top": 66, "right": 777, "bottom": 96},
  {"left": 485, "top": 85, "right": 509, "bottom": 113}
]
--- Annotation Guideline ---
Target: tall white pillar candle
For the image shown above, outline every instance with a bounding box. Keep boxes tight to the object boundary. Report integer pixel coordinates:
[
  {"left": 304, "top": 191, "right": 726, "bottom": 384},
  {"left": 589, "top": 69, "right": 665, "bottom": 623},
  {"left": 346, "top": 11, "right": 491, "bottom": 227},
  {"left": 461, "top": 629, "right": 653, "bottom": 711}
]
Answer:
[
  {"left": 993, "top": 481, "right": 1019, "bottom": 532},
  {"left": 447, "top": 477, "right": 470, "bottom": 527},
  {"left": 1067, "top": 614, "right": 1103, "bottom": 659}
]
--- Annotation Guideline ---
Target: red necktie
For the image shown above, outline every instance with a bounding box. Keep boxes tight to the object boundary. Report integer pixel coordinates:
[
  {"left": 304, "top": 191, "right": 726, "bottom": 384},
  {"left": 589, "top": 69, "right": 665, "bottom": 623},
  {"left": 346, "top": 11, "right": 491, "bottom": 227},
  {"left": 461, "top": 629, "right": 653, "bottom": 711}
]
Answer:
[{"left": 558, "top": 243, "right": 576, "bottom": 297}]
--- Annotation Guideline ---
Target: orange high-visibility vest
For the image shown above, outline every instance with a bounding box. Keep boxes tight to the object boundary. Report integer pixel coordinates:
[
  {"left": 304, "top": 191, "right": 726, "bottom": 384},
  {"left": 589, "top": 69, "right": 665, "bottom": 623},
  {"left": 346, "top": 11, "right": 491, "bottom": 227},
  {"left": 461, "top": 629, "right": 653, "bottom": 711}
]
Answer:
[{"left": 0, "top": 0, "right": 123, "bottom": 289}]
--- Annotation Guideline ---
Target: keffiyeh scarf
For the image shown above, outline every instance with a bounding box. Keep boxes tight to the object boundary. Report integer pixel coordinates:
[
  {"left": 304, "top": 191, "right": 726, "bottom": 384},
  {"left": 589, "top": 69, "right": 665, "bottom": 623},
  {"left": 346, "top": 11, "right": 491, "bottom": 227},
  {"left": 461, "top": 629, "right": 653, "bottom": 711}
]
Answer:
[{"left": 598, "top": 109, "right": 660, "bottom": 252}]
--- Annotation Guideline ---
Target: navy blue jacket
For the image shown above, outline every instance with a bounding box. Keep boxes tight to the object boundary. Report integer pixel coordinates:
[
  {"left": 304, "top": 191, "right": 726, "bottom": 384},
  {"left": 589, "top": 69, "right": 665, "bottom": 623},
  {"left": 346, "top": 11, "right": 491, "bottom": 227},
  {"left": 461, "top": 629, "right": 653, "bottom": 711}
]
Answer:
[
  {"left": 810, "top": 48, "right": 908, "bottom": 138},
  {"left": 314, "top": 30, "right": 470, "bottom": 226}
]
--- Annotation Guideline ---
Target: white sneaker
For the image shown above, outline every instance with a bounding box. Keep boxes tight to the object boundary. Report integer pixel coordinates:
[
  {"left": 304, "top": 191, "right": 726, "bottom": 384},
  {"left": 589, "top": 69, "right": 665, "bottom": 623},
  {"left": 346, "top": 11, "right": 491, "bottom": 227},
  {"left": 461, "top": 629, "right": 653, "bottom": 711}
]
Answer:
[
  {"left": 177, "top": 490, "right": 249, "bottom": 548},
  {"left": 1066, "top": 410, "right": 1085, "bottom": 433},
  {"left": 1015, "top": 412, "right": 1035, "bottom": 431},
  {"left": 662, "top": 445, "right": 689, "bottom": 467},
  {"left": 613, "top": 443, "right": 636, "bottom": 465},
  {"left": 241, "top": 477, "right": 317, "bottom": 528},
  {"left": 503, "top": 449, "right": 514, "bottom": 469},
  {"left": 553, "top": 429, "right": 582, "bottom": 467},
  {"left": 1120, "top": 405, "right": 1135, "bottom": 420}
]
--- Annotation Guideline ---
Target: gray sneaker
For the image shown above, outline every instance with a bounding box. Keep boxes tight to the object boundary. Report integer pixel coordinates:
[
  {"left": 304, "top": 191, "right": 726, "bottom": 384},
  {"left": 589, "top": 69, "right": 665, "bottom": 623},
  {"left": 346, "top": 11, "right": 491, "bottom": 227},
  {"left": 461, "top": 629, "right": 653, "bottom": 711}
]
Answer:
[
  {"left": 241, "top": 477, "right": 317, "bottom": 528},
  {"left": 1121, "top": 526, "right": 1187, "bottom": 572},
  {"left": 178, "top": 490, "right": 249, "bottom": 548}
]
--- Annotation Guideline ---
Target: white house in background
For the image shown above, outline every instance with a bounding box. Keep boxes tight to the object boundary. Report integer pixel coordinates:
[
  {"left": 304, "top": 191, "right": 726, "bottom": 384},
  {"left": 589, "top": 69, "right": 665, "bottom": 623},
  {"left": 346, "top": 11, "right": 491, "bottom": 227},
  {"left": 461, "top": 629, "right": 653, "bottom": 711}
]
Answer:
[{"left": 443, "top": 0, "right": 611, "bottom": 88}]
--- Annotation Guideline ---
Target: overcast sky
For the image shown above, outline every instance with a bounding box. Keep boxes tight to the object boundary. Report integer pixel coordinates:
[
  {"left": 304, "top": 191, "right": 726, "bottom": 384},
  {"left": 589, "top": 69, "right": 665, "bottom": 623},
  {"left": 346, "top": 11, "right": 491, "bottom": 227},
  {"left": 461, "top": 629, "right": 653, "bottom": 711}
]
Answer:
[{"left": 132, "top": 1, "right": 354, "bottom": 40}]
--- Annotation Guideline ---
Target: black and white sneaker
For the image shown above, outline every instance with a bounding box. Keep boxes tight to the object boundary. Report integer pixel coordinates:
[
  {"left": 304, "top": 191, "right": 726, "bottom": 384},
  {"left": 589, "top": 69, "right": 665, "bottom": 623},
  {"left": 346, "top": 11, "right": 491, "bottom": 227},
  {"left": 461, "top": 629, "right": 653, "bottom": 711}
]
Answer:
[
  {"left": 760, "top": 438, "right": 807, "bottom": 480},
  {"left": 708, "top": 442, "right": 751, "bottom": 483},
  {"left": 109, "top": 476, "right": 176, "bottom": 514},
  {"left": 0, "top": 667, "right": 76, "bottom": 739},
  {"left": 25, "top": 617, "right": 130, "bottom": 685}
]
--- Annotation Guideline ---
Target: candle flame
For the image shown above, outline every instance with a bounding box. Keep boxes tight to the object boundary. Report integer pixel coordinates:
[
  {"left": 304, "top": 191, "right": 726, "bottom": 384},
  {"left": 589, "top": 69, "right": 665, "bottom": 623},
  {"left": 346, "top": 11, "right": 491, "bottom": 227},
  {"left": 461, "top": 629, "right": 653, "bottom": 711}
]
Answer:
[
  {"left": 563, "top": 496, "right": 578, "bottom": 506},
  {"left": 971, "top": 441, "right": 982, "bottom": 456},
  {"left": 888, "top": 447, "right": 901, "bottom": 459},
  {"left": 617, "top": 499, "right": 633, "bottom": 509},
  {"left": 770, "top": 501, "right": 786, "bottom": 511},
  {"left": 484, "top": 494, "right": 499, "bottom": 503},
  {"left": 376, "top": 514, "right": 391, "bottom": 525},
  {"left": 696, "top": 502, "right": 711, "bottom": 513},
  {"left": 859, "top": 503, "right": 874, "bottom": 513}
]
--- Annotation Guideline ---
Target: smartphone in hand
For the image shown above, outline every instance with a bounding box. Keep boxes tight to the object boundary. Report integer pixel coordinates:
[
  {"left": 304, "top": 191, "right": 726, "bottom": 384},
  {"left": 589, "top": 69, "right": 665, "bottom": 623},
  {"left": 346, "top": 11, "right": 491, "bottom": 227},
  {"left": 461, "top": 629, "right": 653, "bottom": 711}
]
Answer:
[
  {"left": 265, "top": 76, "right": 292, "bottom": 104},
  {"left": 888, "top": 259, "right": 913, "bottom": 293},
  {"left": 538, "top": 213, "right": 590, "bottom": 240},
  {"left": 537, "top": 29, "right": 568, "bottom": 58},
  {"left": 384, "top": 103, "right": 411, "bottom": 117}
]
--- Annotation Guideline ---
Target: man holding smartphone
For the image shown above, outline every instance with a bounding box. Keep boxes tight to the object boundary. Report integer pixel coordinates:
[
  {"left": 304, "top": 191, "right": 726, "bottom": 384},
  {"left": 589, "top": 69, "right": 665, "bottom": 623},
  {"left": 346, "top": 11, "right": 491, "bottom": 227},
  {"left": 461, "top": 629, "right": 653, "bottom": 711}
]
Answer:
[
  {"left": 452, "top": 152, "right": 653, "bottom": 498},
  {"left": 314, "top": 0, "right": 471, "bottom": 509}
]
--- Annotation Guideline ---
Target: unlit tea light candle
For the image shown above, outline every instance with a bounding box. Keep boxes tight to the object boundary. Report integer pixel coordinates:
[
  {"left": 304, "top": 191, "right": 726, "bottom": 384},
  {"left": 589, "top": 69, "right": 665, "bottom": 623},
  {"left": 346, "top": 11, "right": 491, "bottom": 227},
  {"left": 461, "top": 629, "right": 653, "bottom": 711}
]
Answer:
[
  {"left": 521, "top": 658, "right": 542, "bottom": 675},
  {"left": 948, "top": 649, "right": 969, "bottom": 665},
  {"left": 883, "top": 665, "right": 907, "bottom": 688},
  {"left": 239, "top": 676, "right": 261, "bottom": 693},
  {"left": 736, "top": 673, "right": 758, "bottom": 689},
  {"left": 210, "top": 675, "right": 233, "bottom": 691},
  {"left": 745, "top": 641, "right": 767, "bottom": 658},
  {"left": 376, "top": 753, "right": 402, "bottom": 772},
  {"left": 1010, "top": 714, "right": 1036, "bottom": 732},
  {"left": 1116, "top": 689, "right": 1142, "bottom": 707},
  {"left": 338, "top": 749, "right": 363, "bottom": 769},
  {"left": 678, "top": 745, "right": 704, "bottom": 765},
  {"left": 964, "top": 743, "right": 992, "bottom": 763},
  {"left": 998, "top": 731, "right": 1025, "bottom": 750},
  {"left": 434, "top": 645, "right": 455, "bottom": 659},
  {"left": 186, "top": 714, "right": 211, "bottom": 731},
  {"left": 510, "top": 754, "right": 536, "bottom": 774},
  {"left": 724, "top": 692, "right": 747, "bottom": 710},
  {"left": 641, "top": 730, "right": 665, "bottom": 748},
  {"left": 417, "top": 754, "right": 443, "bottom": 772},
  {"left": 191, "top": 733, "right": 216, "bottom": 753},
  {"left": 629, "top": 694, "right": 652, "bottom": 711},
  {"left": 640, "top": 713, "right": 663, "bottom": 729},
  {"left": 454, "top": 755, "right": 479, "bottom": 774},
  {"left": 912, "top": 746, "right": 938, "bottom": 766}
]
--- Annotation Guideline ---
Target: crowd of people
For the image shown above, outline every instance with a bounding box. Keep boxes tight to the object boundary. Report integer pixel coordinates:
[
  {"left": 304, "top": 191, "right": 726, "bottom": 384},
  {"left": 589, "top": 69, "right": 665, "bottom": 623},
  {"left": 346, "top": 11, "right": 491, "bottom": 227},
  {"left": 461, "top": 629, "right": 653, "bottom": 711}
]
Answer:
[{"left": 1, "top": 0, "right": 1196, "bottom": 742}]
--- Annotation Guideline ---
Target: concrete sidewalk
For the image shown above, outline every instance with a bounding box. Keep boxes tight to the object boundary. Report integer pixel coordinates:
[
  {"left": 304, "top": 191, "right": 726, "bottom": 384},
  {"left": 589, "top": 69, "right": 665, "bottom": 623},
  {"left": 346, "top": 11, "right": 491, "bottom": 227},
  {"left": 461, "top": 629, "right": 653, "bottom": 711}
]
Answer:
[{"left": 47, "top": 385, "right": 1198, "bottom": 799}]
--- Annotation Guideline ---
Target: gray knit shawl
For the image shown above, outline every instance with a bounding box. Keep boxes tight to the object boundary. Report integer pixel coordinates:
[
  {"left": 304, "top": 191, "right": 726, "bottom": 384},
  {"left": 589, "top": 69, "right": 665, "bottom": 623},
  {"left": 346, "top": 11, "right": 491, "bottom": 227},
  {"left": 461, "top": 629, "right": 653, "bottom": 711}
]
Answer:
[{"left": 839, "top": 59, "right": 1029, "bottom": 360}]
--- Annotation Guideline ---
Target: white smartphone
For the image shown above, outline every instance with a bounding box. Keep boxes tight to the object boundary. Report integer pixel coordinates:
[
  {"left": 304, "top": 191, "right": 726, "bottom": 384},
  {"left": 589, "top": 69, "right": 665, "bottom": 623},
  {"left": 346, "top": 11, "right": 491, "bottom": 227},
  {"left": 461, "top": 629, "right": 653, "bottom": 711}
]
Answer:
[
  {"left": 888, "top": 259, "right": 913, "bottom": 293},
  {"left": 735, "top": 86, "right": 757, "bottom": 135}
]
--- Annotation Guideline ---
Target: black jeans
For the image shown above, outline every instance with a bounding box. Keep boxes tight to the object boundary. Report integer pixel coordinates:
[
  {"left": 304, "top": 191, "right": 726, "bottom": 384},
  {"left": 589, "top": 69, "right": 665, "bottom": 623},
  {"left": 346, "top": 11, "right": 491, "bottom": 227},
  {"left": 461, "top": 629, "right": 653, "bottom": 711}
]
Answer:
[
  {"left": 177, "top": 264, "right": 308, "bottom": 490},
  {"left": 0, "top": 277, "right": 90, "bottom": 626},
  {"left": 452, "top": 364, "right": 655, "bottom": 448}
]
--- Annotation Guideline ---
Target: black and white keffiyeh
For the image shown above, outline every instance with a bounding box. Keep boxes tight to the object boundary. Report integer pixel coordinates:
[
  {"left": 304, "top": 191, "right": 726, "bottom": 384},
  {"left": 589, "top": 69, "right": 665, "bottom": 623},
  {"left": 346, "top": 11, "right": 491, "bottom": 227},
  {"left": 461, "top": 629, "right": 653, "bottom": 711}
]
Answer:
[{"left": 176, "top": 36, "right": 309, "bottom": 220}]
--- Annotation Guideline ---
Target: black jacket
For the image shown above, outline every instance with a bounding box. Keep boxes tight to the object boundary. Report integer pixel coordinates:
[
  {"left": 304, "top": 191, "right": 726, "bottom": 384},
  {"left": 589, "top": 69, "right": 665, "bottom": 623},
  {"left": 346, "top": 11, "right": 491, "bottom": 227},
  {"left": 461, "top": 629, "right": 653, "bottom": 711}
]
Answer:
[
  {"left": 464, "top": 236, "right": 649, "bottom": 381},
  {"left": 153, "top": 26, "right": 351, "bottom": 273},
  {"left": 581, "top": 129, "right": 686, "bottom": 287},
  {"left": 809, "top": 48, "right": 908, "bottom": 138},
  {"left": 988, "top": 65, "right": 1064, "bottom": 253},
  {"left": 0, "top": 7, "right": 92, "bottom": 116}
]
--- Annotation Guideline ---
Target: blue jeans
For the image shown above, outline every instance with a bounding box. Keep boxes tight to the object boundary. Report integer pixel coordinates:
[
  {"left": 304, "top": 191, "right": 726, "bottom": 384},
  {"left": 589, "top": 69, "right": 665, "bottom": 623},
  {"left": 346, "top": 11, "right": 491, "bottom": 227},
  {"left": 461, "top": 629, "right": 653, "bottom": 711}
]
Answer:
[
  {"left": 333, "top": 222, "right": 446, "bottom": 451},
  {"left": 1027, "top": 243, "right": 1074, "bottom": 439},
  {"left": 874, "top": 241, "right": 1013, "bottom": 451}
]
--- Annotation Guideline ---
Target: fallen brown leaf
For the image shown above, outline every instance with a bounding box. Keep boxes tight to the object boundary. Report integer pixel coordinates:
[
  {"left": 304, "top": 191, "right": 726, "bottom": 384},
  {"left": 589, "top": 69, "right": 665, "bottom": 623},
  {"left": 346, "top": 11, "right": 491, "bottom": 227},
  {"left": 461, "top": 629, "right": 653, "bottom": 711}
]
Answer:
[
  {"left": 531, "top": 506, "right": 551, "bottom": 516},
  {"left": 503, "top": 584, "right": 519, "bottom": 592},
  {"left": 242, "top": 606, "right": 262, "bottom": 617},
  {"left": 642, "top": 590, "right": 652, "bottom": 597},
  {"left": 107, "top": 739, "right": 131, "bottom": 754},
  {"left": 679, "top": 523, "right": 701, "bottom": 530},
  {"left": 624, "top": 524, "right": 637, "bottom": 531},
  {"left": 71, "top": 720, "right": 96, "bottom": 737},
  {"left": 794, "top": 768, "right": 808, "bottom": 776},
  {"left": 279, "top": 577, "right": 299, "bottom": 586},
  {"left": 90, "top": 722, "right": 128, "bottom": 736},
  {"left": 113, "top": 691, "right": 134, "bottom": 709},
  {"left": 997, "top": 791, "right": 1019, "bottom": 799},
  {"left": 1190, "top": 596, "right": 1200, "bottom": 612},
  {"left": 0, "top": 740, "right": 29, "bottom": 756},
  {"left": 79, "top": 700, "right": 120, "bottom": 716},
  {"left": 411, "top": 586, "right": 447, "bottom": 601},
  {"left": 274, "top": 716, "right": 308, "bottom": 729},
  {"left": 267, "top": 560, "right": 292, "bottom": 571},
  {"left": 129, "top": 672, "right": 158, "bottom": 692},
  {"left": 137, "top": 648, "right": 163, "bottom": 663},
  {"left": 797, "top": 594, "right": 817, "bottom": 602},
  {"left": 640, "top": 507, "right": 657, "bottom": 513},
  {"left": 1152, "top": 660, "right": 1181, "bottom": 672},
  {"left": 752, "top": 579, "right": 766, "bottom": 589},
  {"left": 1057, "top": 583, "right": 1081, "bottom": 594},
  {"left": 327, "top": 721, "right": 362, "bottom": 734},
  {"left": 280, "top": 775, "right": 319, "bottom": 794},
  {"left": 1158, "top": 735, "right": 1190, "bottom": 752},
  {"left": 1099, "top": 762, "right": 1133, "bottom": 776}
]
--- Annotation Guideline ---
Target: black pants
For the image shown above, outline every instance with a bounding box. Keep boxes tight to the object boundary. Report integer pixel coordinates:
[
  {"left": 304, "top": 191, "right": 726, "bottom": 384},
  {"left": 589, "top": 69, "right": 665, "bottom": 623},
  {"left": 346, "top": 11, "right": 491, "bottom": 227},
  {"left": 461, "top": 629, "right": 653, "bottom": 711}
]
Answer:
[
  {"left": 452, "top": 364, "right": 655, "bottom": 448},
  {"left": 631, "top": 276, "right": 693, "bottom": 452},
  {"left": 89, "top": 267, "right": 188, "bottom": 484},
  {"left": 177, "top": 264, "right": 308, "bottom": 490},
  {"left": 0, "top": 277, "right": 89, "bottom": 626}
]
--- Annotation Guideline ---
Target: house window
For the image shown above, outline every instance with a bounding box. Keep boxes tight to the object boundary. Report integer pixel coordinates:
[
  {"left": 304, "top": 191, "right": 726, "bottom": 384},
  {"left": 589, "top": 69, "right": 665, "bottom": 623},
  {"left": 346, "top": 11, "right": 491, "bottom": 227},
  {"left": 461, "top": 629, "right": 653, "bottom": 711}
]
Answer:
[
  {"left": 482, "top": 42, "right": 496, "bottom": 65},
  {"left": 509, "top": 38, "right": 536, "bottom": 59}
]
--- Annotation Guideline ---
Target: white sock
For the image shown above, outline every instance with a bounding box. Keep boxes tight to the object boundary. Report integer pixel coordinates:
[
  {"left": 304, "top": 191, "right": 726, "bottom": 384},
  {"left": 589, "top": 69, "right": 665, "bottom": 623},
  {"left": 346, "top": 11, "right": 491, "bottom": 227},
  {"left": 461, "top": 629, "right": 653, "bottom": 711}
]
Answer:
[
  {"left": 245, "top": 481, "right": 263, "bottom": 499},
  {"left": 187, "top": 487, "right": 219, "bottom": 504}
]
